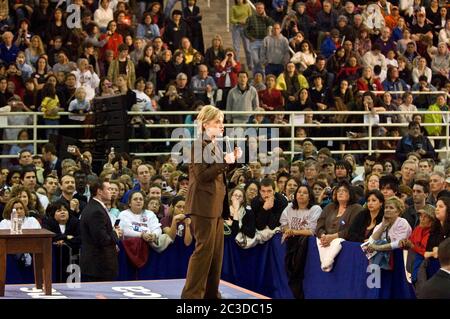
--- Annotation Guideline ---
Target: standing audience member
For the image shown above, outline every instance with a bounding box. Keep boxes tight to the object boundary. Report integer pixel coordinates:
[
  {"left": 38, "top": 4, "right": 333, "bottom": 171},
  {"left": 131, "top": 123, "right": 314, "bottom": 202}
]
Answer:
[
  {"left": 280, "top": 184, "right": 322, "bottom": 298},
  {"left": 244, "top": 2, "right": 274, "bottom": 75},
  {"left": 80, "top": 179, "right": 122, "bottom": 282}
]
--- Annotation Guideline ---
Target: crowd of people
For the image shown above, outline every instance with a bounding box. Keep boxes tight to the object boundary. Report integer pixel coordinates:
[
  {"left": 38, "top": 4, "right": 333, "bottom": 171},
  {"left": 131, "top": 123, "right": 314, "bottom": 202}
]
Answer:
[{"left": 0, "top": 0, "right": 449, "bottom": 298}]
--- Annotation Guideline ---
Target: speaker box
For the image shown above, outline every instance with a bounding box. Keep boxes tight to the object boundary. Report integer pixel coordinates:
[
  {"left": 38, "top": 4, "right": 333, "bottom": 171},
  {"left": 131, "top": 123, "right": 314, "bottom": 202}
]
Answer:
[
  {"left": 94, "top": 110, "right": 128, "bottom": 126},
  {"left": 93, "top": 140, "right": 129, "bottom": 156},
  {"left": 49, "top": 134, "right": 80, "bottom": 159},
  {"left": 92, "top": 94, "right": 125, "bottom": 112},
  {"left": 94, "top": 125, "right": 129, "bottom": 141}
]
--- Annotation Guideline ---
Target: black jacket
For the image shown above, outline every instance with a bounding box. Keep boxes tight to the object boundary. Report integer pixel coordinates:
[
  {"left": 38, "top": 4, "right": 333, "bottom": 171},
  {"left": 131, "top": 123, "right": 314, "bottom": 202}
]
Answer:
[
  {"left": 252, "top": 192, "right": 288, "bottom": 231},
  {"left": 80, "top": 199, "right": 119, "bottom": 280},
  {"left": 347, "top": 209, "right": 384, "bottom": 242},
  {"left": 42, "top": 215, "right": 81, "bottom": 250},
  {"left": 417, "top": 269, "right": 450, "bottom": 299},
  {"left": 43, "top": 157, "right": 62, "bottom": 178},
  {"left": 396, "top": 134, "right": 436, "bottom": 163},
  {"left": 225, "top": 207, "right": 256, "bottom": 238}
]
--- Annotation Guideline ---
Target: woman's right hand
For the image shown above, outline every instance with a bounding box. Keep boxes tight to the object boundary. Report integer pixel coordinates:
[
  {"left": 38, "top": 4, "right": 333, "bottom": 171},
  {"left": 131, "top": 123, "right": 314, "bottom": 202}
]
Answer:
[{"left": 174, "top": 214, "right": 186, "bottom": 223}]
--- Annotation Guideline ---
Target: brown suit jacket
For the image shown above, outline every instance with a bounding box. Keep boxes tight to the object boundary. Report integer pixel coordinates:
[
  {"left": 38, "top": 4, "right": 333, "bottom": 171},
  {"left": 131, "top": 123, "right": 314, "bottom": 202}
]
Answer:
[{"left": 185, "top": 139, "right": 231, "bottom": 219}]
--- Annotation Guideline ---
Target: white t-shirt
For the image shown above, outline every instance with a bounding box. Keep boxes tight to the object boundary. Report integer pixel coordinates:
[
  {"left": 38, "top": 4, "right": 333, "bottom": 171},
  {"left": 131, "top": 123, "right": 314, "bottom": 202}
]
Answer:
[
  {"left": 118, "top": 209, "right": 162, "bottom": 238},
  {"left": 279, "top": 203, "right": 322, "bottom": 233},
  {"left": 36, "top": 193, "right": 49, "bottom": 210},
  {"left": 0, "top": 217, "right": 41, "bottom": 230}
]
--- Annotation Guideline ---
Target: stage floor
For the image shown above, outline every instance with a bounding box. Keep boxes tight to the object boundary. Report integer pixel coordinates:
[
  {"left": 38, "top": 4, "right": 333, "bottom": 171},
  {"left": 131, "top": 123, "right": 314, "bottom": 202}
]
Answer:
[{"left": 3, "top": 279, "right": 269, "bottom": 299}]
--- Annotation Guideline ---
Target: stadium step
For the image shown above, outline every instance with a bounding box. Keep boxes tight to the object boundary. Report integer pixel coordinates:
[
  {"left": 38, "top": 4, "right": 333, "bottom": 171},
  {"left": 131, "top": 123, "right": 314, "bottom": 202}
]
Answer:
[{"left": 199, "top": 0, "right": 233, "bottom": 50}]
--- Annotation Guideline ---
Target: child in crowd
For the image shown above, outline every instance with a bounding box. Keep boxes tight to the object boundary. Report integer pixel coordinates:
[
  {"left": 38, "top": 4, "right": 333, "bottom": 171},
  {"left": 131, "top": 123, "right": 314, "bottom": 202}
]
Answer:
[
  {"left": 40, "top": 83, "right": 61, "bottom": 139},
  {"left": 68, "top": 87, "right": 90, "bottom": 122}
]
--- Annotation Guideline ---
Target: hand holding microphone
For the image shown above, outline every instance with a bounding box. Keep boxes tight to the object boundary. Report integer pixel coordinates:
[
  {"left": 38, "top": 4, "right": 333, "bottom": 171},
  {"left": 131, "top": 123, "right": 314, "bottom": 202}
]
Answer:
[{"left": 223, "top": 136, "right": 243, "bottom": 164}]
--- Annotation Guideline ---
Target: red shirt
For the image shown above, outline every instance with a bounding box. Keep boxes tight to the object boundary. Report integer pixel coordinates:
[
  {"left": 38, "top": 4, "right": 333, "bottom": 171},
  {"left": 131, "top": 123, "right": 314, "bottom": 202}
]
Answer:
[
  {"left": 99, "top": 32, "right": 124, "bottom": 60},
  {"left": 356, "top": 77, "right": 383, "bottom": 92},
  {"left": 409, "top": 226, "right": 431, "bottom": 256},
  {"left": 215, "top": 62, "right": 241, "bottom": 89},
  {"left": 258, "top": 88, "right": 284, "bottom": 111}
]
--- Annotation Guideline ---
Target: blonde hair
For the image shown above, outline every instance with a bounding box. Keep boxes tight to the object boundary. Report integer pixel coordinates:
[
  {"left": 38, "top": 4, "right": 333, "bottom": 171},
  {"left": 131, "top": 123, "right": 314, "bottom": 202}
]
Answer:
[
  {"left": 160, "top": 163, "right": 175, "bottom": 175},
  {"left": 196, "top": 105, "right": 223, "bottom": 136},
  {"left": 30, "top": 35, "right": 45, "bottom": 56},
  {"left": 169, "top": 170, "right": 183, "bottom": 187},
  {"left": 385, "top": 196, "right": 405, "bottom": 215},
  {"left": 75, "top": 87, "right": 86, "bottom": 99},
  {"left": 364, "top": 172, "right": 381, "bottom": 193}
]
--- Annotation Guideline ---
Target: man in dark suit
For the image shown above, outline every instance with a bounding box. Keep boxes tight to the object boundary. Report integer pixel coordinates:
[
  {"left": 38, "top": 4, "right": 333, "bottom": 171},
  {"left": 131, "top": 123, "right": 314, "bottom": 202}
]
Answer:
[
  {"left": 80, "top": 179, "right": 121, "bottom": 282},
  {"left": 418, "top": 238, "right": 450, "bottom": 299},
  {"left": 181, "top": 105, "right": 241, "bottom": 299},
  {"left": 42, "top": 143, "right": 62, "bottom": 178}
]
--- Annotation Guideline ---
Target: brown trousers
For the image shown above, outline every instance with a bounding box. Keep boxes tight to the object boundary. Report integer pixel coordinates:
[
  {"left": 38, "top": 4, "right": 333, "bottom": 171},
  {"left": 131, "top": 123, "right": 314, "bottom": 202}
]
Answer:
[{"left": 181, "top": 215, "right": 224, "bottom": 299}]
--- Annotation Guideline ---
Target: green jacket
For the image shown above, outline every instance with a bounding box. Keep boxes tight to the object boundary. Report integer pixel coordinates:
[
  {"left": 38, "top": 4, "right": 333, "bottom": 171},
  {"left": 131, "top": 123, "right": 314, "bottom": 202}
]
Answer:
[{"left": 424, "top": 103, "right": 448, "bottom": 136}]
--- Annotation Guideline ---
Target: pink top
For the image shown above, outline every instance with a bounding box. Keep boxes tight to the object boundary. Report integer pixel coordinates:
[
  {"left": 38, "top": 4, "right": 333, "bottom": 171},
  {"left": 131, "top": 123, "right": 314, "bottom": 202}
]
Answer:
[{"left": 372, "top": 217, "right": 412, "bottom": 249}]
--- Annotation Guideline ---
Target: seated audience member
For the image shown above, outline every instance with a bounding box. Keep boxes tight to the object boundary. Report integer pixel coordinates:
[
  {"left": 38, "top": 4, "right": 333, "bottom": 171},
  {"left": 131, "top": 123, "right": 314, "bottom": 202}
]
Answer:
[
  {"left": 425, "top": 196, "right": 450, "bottom": 260},
  {"left": 118, "top": 191, "right": 169, "bottom": 252},
  {"left": 380, "top": 174, "right": 400, "bottom": 199},
  {"left": 417, "top": 238, "right": 450, "bottom": 299},
  {"left": 402, "top": 180, "right": 434, "bottom": 229},
  {"left": 0, "top": 198, "right": 40, "bottom": 267},
  {"left": 316, "top": 181, "right": 364, "bottom": 271},
  {"left": 161, "top": 196, "right": 192, "bottom": 246},
  {"left": 348, "top": 190, "right": 385, "bottom": 243},
  {"left": 251, "top": 178, "right": 288, "bottom": 240},
  {"left": 10, "top": 185, "right": 45, "bottom": 223},
  {"left": 400, "top": 206, "right": 435, "bottom": 288},
  {"left": 225, "top": 187, "right": 256, "bottom": 239},
  {"left": 284, "top": 177, "right": 300, "bottom": 202},
  {"left": 396, "top": 121, "right": 436, "bottom": 163},
  {"left": 280, "top": 184, "right": 322, "bottom": 298},
  {"left": 0, "top": 197, "right": 41, "bottom": 230},
  {"left": 366, "top": 196, "right": 412, "bottom": 269}
]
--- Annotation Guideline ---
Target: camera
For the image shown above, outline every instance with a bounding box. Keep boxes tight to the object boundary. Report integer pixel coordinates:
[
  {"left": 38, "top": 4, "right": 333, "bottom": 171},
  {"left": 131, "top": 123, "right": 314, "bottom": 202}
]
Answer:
[
  {"left": 161, "top": 181, "right": 168, "bottom": 190},
  {"left": 227, "top": 53, "right": 232, "bottom": 57},
  {"left": 67, "top": 146, "right": 76, "bottom": 153},
  {"left": 324, "top": 187, "right": 332, "bottom": 196}
]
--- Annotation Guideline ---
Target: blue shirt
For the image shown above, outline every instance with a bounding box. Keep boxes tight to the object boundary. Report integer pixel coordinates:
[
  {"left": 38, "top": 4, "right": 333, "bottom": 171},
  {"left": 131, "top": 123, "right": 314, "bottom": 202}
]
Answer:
[{"left": 0, "top": 44, "right": 20, "bottom": 65}]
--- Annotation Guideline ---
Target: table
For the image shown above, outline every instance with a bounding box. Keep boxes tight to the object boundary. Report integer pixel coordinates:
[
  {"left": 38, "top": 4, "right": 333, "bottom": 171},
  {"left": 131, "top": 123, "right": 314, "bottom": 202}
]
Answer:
[{"left": 0, "top": 229, "right": 55, "bottom": 296}]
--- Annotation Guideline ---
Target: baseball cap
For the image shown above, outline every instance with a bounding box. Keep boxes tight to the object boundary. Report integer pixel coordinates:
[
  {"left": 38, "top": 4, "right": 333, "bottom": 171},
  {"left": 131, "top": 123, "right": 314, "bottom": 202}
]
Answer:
[{"left": 418, "top": 205, "right": 436, "bottom": 220}]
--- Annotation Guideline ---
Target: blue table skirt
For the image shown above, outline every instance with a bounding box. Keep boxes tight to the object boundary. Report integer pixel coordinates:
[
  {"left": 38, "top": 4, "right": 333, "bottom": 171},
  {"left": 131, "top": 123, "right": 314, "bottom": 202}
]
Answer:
[{"left": 6, "top": 235, "right": 425, "bottom": 299}]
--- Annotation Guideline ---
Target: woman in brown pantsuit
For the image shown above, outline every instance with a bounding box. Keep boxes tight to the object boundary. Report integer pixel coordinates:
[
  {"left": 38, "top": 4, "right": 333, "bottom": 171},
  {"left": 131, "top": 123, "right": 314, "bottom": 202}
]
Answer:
[{"left": 181, "top": 105, "right": 242, "bottom": 299}]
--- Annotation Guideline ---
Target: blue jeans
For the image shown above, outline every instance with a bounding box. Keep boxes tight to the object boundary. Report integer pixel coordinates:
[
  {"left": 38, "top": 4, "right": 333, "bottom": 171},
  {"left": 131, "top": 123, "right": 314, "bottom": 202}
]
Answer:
[
  {"left": 231, "top": 25, "right": 252, "bottom": 68},
  {"left": 44, "top": 119, "right": 59, "bottom": 139},
  {"left": 250, "top": 40, "right": 264, "bottom": 75}
]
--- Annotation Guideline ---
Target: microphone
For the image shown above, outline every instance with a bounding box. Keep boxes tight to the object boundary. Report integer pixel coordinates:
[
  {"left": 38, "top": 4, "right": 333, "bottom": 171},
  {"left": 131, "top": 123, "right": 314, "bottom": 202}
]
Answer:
[{"left": 223, "top": 136, "right": 233, "bottom": 154}]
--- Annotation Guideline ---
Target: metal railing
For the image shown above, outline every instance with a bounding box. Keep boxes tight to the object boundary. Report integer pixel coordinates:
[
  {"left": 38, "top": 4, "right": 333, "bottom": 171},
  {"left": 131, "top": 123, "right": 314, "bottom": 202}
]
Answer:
[{"left": 0, "top": 108, "right": 449, "bottom": 161}]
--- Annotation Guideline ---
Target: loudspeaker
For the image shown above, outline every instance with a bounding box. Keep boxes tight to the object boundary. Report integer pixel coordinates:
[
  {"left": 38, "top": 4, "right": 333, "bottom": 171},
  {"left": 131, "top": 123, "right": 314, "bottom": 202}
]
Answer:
[
  {"left": 93, "top": 140, "right": 129, "bottom": 156},
  {"left": 94, "top": 125, "right": 129, "bottom": 141},
  {"left": 91, "top": 95, "right": 130, "bottom": 164},
  {"left": 92, "top": 94, "right": 125, "bottom": 112},
  {"left": 49, "top": 134, "right": 80, "bottom": 159},
  {"left": 94, "top": 110, "right": 128, "bottom": 126}
]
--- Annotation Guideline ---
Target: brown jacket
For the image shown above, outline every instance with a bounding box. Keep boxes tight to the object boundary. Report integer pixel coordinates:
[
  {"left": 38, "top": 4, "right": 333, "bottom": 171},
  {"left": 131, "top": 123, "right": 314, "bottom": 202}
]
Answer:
[
  {"left": 184, "top": 139, "right": 230, "bottom": 219},
  {"left": 316, "top": 203, "right": 363, "bottom": 239}
]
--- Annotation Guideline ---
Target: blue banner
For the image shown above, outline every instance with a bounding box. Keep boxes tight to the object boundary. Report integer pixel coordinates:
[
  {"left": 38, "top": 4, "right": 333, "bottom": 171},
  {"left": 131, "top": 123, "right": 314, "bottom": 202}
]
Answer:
[{"left": 6, "top": 235, "right": 426, "bottom": 299}]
